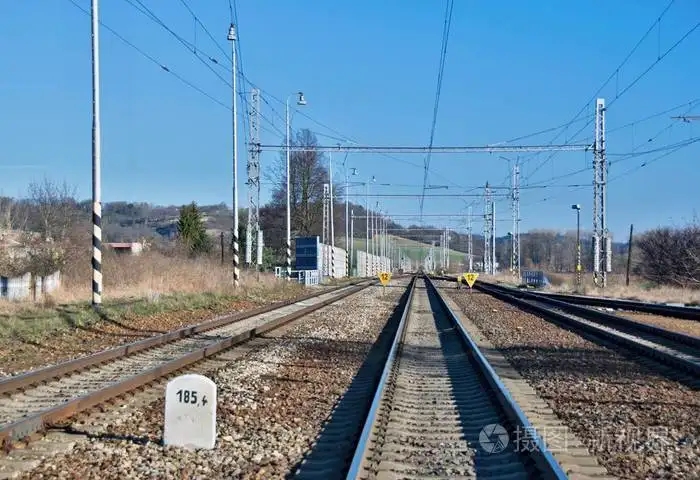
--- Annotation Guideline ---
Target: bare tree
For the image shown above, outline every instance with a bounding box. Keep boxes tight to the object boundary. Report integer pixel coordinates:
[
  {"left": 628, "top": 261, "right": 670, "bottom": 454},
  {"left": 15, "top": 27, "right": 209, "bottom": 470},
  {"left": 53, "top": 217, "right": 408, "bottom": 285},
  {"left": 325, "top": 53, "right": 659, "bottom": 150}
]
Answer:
[
  {"left": 0, "top": 196, "right": 28, "bottom": 231},
  {"left": 26, "top": 178, "right": 79, "bottom": 242},
  {"left": 0, "top": 196, "right": 14, "bottom": 231},
  {"left": 636, "top": 224, "right": 700, "bottom": 288},
  {"left": 269, "top": 129, "right": 329, "bottom": 237}
]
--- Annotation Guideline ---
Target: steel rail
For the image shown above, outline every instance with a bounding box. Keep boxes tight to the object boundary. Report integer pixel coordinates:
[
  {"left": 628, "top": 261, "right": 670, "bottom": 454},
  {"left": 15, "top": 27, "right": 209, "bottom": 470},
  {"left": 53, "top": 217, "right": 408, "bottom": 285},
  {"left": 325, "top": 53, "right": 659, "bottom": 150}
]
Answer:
[
  {"left": 478, "top": 281, "right": 700, "bottom": 350},
  {"left": 526, "top": 290, "right": 700, "bottom": 321},
  {"left": 0, "top": 280, "right": 374, "bottom": 448},
  {"left": 345, "top": 276, "right": 568, "bottom": 479},
  {"left": 425, "top": 277, "right": 568, "bottom": 479},
  {"left": 0, "top": 279, "right": 369, "bottom": 397},
  {"left": 476, "top": 281, "right": 700, "bottom": 377},
  {"left": 436, "top": 275, "right": 700, "bottom": 321},
  {"left": 344, "top": 277, "right": 416, "bottom": 479}
]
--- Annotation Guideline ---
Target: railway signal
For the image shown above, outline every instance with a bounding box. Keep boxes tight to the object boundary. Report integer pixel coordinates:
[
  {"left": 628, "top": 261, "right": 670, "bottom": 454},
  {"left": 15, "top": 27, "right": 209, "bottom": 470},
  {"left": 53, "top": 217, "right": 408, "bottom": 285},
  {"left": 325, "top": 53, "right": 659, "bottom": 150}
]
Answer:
[
  {"left": 463, "top": 272, "right": 478, "bottom": 288},
  {"left": 378, "top": 271, "right": 392, "bottom": 295}
]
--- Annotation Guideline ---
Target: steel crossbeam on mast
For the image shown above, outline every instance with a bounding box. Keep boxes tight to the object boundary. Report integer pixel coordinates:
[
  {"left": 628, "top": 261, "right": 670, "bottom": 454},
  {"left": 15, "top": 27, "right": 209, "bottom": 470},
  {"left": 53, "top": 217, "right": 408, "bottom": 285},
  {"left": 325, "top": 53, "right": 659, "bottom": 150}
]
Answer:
[{"left": 258, "top": 144, "right": 592, "bottom": 153}]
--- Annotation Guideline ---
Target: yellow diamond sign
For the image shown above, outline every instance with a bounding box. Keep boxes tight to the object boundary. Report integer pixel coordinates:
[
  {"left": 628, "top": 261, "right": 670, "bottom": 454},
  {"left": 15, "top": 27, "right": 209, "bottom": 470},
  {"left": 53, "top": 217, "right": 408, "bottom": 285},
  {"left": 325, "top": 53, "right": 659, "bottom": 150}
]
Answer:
[
  {"left": 378, "top": 272, "right": 392, "bottom": 286},
  {"left": 463, "top": 272, "right": 479, "bottom": 288}
]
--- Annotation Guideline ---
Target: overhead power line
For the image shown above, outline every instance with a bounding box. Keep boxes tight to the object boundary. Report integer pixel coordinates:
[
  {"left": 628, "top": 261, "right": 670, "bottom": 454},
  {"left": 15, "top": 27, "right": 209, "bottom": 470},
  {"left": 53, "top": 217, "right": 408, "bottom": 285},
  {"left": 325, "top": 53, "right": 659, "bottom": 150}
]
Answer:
[
  {"left": 520, "top": 135, "right": 699, "bottom": 208},
  {"left": 70, "top": 0, "right": 286, "bottom": 146},
  {"left": 176, "top": 0, "right": 231, "bottom": 61},
  {"left": 421, "top": 0, "right": 455, "bottom": 220},
  {"left": 123, "top": 0, "right": 232, "bottom": 87},
  {"left": 245, "top": 77, "right": 481, "bottom": 191},
  {"left": 522, "top": 100, "right": 700, "bottom": 190},
  {"left": 343, "top": 193, "right": 511, "bottom": 198},
  {"left": 609, "top": 138, "right": 700, "bottom": 181},
  {"left": 564, "top": 97, "right": 700, "bottom": 146},
  {"left": 496, "top": 117, "right": 591, "bottom": 145},
  {"left": 523, "top": 0, "right": 693, "bottom": 181},
  {"left": 608, "top": 21, "right": 700, "bottom": 110},
  {"left": 72, "top": 0, "right": 479, "bottom": 193},
  {"left": 67, "top": 0, "right": 230, "bottom": 110},
  {"left": 124, "top": 0, "right": 251, "bottom": 153}
]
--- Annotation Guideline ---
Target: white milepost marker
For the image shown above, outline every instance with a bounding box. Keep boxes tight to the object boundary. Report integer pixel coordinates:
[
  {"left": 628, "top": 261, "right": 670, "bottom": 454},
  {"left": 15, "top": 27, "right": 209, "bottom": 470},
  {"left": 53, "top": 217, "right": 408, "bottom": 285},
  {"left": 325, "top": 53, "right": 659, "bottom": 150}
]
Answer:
[{"left": 163, "top": 374, "right": 217, "bottom": 449}]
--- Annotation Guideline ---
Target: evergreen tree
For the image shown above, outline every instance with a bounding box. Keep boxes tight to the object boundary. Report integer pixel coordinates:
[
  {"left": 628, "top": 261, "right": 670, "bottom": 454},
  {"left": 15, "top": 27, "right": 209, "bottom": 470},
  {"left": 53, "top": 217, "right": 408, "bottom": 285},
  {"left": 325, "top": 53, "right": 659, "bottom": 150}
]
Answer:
[{"left": 177, "top": 202, "right": 212, "bottom": 255}]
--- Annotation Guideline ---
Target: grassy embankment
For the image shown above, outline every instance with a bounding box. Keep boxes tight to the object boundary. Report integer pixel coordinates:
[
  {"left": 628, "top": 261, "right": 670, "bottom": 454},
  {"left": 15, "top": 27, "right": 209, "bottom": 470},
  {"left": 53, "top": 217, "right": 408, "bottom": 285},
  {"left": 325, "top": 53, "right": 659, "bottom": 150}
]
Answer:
[
  {"left": 340, "top": 235, "right": 468, "bottom": 268},
  {"left": 0, "top": 250, "right": 305, "bottom": 342}
]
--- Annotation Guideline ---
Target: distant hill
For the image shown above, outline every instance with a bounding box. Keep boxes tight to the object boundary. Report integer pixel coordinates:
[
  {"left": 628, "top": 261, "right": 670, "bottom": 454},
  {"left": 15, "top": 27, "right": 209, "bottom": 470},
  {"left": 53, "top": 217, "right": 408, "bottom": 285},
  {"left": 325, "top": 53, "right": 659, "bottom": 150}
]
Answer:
[
  {"left": 340, "top": 235, "right": 469, "bottom": 268},
  {"left": 102, "top": 202, "right": 234, "bottom": 244},
  {"left": 98, "top": 200, "right": 629, "bottom": 273}
]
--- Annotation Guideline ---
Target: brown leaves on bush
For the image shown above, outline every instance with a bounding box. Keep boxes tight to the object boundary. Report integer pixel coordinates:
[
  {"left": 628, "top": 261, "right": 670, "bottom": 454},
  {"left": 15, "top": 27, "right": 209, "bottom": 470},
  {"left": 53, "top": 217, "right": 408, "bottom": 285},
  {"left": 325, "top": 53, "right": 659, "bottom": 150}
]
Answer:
[
  {"left": 0, "top": 233, "right": 65, "bottom": 278},
  {"left": 635, "top": 224, "right": 700, "bottom": 288}
]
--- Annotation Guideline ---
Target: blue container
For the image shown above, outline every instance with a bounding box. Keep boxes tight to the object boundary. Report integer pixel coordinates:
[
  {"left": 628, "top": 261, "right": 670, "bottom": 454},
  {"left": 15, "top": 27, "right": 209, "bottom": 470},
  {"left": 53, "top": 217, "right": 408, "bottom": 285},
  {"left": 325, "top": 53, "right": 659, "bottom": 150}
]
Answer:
[{"left": 295, "top": 236, "right": 321, "bottom": 271}]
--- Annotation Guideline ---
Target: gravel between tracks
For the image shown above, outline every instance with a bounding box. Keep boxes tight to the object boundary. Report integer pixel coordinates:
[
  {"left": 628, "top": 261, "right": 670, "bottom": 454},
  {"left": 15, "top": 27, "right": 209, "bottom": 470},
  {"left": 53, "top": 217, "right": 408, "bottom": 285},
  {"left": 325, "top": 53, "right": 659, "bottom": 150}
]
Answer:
[
  {"left": 20, "top": 283, "right": 406, "bottom": 480},
  {"left": 444, "top": 284, "right": 700, "bottom": 480},
  {"left": 0, "top": 288, "right": 307, "bottom": 378},
  {"left": 612, "top": 311, "right": 700, "bottom": 337}
]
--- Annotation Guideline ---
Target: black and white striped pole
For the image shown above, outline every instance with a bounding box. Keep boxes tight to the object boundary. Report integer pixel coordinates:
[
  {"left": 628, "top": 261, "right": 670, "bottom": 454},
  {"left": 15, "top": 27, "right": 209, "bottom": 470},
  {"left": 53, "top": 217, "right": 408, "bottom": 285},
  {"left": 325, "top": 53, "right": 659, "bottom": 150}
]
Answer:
[
  {"left": 228, "top": 24, "right": 240, "bottom": 288},
  {"left": 91, "top": 0, "right": 103, "bottom": 306},
  {"left": 285, "top": 91, "right": 307, "bottom": 281}
]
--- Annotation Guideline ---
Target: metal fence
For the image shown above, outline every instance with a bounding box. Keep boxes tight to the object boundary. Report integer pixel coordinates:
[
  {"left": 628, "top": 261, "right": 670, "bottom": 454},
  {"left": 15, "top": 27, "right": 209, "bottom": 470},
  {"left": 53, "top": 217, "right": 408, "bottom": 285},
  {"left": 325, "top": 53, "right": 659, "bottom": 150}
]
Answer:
[
  {"left": 521, "top": 270, "right": 550, "bottom": 288},
  {"left": 320, "top": 244, "right": 347, "bottom": 278},
  {"left": 296, "top": 270, "right": 320, "bottom": 286},
  {"left": 0, "top": 271, "right": 61, "bottom": 300},
  {"left": 356, "top": 251, "right": 391, "bottom": 277}
]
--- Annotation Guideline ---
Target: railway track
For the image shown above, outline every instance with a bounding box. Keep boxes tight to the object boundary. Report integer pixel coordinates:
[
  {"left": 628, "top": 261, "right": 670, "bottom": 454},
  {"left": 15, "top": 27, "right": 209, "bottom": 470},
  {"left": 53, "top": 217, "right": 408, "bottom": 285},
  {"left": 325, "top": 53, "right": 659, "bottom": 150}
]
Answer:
[
  {"left": 0, "top": 279, "right": 375, "bottom": 450},
  {"left": 434, "top": 274, "right": 700, "bottom": 321},
  {"left": 525, "top": 289, "right": 700, "bottom": 321},
  {"left": 345, "top": 277, "right": 567, "bottom": 479},
  {"left": 475, "top": 281, "right": 700, "bottom": 380}
]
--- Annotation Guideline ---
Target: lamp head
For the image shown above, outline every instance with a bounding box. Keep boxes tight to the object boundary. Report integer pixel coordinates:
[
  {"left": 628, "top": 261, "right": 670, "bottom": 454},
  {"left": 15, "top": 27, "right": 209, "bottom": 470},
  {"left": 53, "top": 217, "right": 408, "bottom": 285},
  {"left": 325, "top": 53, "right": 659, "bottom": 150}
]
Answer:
[
  {"left": 571, "top": 204, "right": 581, "bottom": 211},
  {"left": 351, "top": 167, "right": 358, "bottom": 176},
  {"left": 296, "top": 92, "right": 306, "bottom": 106}
]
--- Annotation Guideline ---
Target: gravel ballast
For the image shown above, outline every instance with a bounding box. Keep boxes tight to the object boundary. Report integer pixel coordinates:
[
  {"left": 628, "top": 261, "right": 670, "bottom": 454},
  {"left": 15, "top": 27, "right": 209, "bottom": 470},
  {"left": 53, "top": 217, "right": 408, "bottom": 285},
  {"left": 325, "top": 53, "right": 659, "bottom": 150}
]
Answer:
[
  {"left": 613, "top": 311, "right": 700, "bottom": 337},
  {"left": 0, "top": 281, "right": 308, "bottom": 378},
  {"left": 0, "top": 299, "right": 258, "bottom": 377},
  {"left": 444, "top": 285, "right": 699, "bottom": 480},
  {"left": 19, "top": 283, "right": 406, "bottom": 479}
]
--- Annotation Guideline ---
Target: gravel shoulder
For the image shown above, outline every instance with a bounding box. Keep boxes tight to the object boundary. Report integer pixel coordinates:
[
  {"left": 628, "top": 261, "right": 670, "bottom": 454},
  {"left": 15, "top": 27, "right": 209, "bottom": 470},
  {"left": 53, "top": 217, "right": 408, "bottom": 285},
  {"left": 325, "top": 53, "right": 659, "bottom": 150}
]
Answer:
[
  {"left": 19, "top": 283, "right": 406, "bottom": 479},
  {"left": 444, "top": 285, "right": 700, "bottom": 480},
  {"left": 0, "top": 286, "right": 306, "bottom": 378},
  {"left": 613, "top": 311, "right": 700, "bottom": 337}
]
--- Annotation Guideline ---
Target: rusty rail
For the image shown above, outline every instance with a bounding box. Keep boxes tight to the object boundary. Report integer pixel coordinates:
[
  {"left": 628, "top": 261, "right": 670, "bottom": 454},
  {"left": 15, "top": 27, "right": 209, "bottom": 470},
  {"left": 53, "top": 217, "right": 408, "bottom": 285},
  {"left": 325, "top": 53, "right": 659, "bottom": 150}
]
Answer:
[
  {"left": 0, "top": 280, "right": 370, "bottom": 396},
  {"left": 0, "top": 279, "right": 378, "bottom": 447}
]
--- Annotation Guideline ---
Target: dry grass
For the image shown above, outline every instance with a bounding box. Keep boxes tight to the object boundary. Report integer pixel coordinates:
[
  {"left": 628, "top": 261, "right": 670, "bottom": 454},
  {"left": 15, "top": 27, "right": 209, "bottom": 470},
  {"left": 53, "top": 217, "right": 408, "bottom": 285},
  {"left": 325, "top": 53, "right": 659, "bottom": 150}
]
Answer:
[
  {"left": 0, "top": 250, "right": 304, "bottom": 339},
  {"left": 480, "top": 272, "right": 700, "bottom": 305},
  {"left": 2, "top": 250, "right": 287, "bottom": 310}
]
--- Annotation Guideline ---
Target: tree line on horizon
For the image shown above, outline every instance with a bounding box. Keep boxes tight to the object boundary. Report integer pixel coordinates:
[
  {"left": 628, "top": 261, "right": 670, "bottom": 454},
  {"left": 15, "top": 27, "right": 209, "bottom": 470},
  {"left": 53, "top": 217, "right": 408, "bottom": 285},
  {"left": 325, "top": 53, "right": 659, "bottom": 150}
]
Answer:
[{"left": 1, "top": 130, "right": 698, "bottom": 289}]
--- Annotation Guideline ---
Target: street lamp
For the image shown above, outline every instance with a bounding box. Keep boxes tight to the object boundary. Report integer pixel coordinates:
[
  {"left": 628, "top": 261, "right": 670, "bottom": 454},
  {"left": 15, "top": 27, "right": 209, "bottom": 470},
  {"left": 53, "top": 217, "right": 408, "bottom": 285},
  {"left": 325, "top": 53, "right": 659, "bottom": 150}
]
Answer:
[
  {"left": 344, "top": 177, "right": 364, "bottom": 275},
  {"left": 365, "top": 175, "right": 376, "bottom": 276},
  {"left": 571, "top": 204, "right": 582, "bottom": 287},
  {"left": 374, "top": 200, "right": 380, "bottom": 273},
  {"left": 345, "top": 166, "right": 358, "bottom": 268},
  {"left": 285, "top": 91, "right": 306, "bottom": 280},
  {"left": 507, "top": 231, "right": 514, "bottom": 274}
]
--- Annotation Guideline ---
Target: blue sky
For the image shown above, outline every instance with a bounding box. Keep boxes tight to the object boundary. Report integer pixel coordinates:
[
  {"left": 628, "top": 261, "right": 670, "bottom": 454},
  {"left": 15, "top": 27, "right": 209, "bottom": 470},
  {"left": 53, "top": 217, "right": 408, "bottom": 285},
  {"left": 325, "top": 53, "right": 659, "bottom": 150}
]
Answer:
[{"left": 1, "top": 0, "right": 698, "bottom": 239}]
